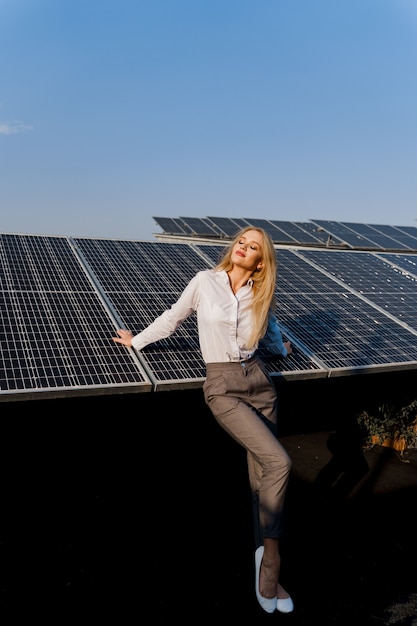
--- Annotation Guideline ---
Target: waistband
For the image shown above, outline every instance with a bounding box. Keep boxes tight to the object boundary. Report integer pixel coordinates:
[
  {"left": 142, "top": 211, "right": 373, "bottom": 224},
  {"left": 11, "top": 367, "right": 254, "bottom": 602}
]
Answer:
[{"left": 206, "top": 355, "right": 259, "bottom": 370}]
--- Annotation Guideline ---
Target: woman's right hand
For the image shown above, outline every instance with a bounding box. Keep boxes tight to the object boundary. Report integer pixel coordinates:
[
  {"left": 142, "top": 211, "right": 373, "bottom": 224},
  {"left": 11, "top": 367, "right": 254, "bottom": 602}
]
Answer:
[
  {"left": 284, "top": 340, "right": 292, "bottom": 356},
  {"left": 112, "top": 329, "right": 134, "bottom": 347}
]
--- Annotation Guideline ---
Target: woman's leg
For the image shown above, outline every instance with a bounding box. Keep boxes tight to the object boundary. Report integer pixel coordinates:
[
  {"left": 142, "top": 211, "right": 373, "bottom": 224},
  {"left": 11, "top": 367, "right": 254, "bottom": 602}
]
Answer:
[
  {"left": 261, "top": 537, "right": 291, "bottom": 600},
  {"left": 204, "top": 360, "right": 292, "bottom": 602}
]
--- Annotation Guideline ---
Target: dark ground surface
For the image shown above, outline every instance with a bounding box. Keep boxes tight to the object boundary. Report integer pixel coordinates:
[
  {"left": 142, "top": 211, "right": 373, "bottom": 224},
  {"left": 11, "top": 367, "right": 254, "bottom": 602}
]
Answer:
[{"left": 1, "top": 372, "right": 417, "bottom": 624}]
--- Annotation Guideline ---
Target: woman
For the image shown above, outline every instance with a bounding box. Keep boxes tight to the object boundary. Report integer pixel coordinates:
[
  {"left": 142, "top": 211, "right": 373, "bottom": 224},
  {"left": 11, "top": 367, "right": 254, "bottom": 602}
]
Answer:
[{"left": 113, "top": 227, "right": 294, "bottom": 614}]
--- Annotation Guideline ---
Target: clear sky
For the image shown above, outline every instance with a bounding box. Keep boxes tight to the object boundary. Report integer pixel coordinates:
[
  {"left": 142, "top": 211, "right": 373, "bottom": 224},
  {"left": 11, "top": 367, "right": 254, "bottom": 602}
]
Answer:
[{"left": 1, "top": 0, "right": 417, "bottom": 242}]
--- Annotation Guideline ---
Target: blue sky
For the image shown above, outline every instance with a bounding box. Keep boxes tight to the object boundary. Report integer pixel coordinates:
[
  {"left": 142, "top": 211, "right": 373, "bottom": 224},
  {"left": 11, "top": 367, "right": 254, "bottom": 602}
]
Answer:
[{"left": 1, "top": 0, "right": 417, "bottom": 241}]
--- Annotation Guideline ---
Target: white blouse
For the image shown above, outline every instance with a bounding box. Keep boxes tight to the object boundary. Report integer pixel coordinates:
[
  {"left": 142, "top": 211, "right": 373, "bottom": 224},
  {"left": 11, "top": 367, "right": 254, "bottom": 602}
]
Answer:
[{"left": 131, "top": 269, "right": 288, "bottom": 363}]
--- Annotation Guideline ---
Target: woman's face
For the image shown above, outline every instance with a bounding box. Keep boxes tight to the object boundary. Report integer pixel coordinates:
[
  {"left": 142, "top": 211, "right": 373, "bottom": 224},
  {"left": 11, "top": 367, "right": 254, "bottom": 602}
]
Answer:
[{"left": 231, "top": 229, "right": 264, "bottom": 272}]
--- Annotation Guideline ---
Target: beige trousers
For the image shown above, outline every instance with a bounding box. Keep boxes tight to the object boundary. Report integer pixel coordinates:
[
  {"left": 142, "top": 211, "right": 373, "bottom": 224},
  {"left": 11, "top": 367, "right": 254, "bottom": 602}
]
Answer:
[{"left": 203, "top": 356, "right": 292, "bottom": 543}]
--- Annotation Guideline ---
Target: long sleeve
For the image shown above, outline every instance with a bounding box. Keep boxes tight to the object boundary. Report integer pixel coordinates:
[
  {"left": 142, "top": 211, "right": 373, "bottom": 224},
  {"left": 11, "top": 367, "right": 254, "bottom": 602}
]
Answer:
[
  {"left": 131, "top": 273, "right": 200, "bottom": 351},
  {"left": 258, "top": 316, "right": 288, "bottom": 357},
  {"left": 130, "top": 269, "right": 282, "bottom": 363}
]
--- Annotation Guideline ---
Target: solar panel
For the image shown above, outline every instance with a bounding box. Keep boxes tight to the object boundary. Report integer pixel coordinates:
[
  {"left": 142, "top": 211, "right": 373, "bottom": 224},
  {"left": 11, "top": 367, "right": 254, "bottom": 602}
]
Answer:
[
  {"left": 339, "top": 222, "right": 410, "bottom": 251},
  {"left": 193, "top": 243, "right": 229, "bottom": 265},
  {"left": 206, "top": 216, "right": 244, "bottom": 237},
  {"left": 231, "top": 217, "right": 252, "bottom": 230},
  {"left": 394, "top": 225, "right": 417, "bottom": 238},
  {"left": 298, "top": 248, "right": 417, "bottom": 306},
  {"left": 268, "top": 221, "right": 316, "bottom": 244},
  {"left": 74, "top": 238, "right": 210, "bottom": 293},
  {"left": 363, "top": 224, "right": 413, "bottom": 251},
  {"left": 274, "top": 249, "right": 417, "bottom": 372},
  {"left": 390, "top": 225, "right": 417, "bottom": 249},
  {"left": 222, "top": 241, "right": 417, "bottom": 373},
  {"left": 178, "top": 217, "right": 219, "bottom": 237},
  {"left": 379, "top": 252, "right": 417, "bottom": 277},
  {"left": 239, "top": 218, "right": 284, "bottom": 242},
  {"left": 154, "top": 215, "right": 417, "bottom": 252},
  {"left": 312, "top": 220, "right": 416, "bottom": 252},
  {"left": 200, "top": 241, "right": 417, "bottom": 375},
  {"left": 0, "top": 234, "right": 151, "bottom": 399},
  {"left": 293, "top": 222, "right": 346, "bottom": 246},
  {"left": 73, "top": 238, "right": 214, "bottom": 389},
  {"left": 77, "top": 238, "right": 326, "bottom": 381},
  {"left": 4, "top": 224, "right": 417, "bottom": 400},
  {"left": 152, "top": 217, "right": 191, "bottom": 236},
  {"left": 201, "top": 217, "right": 227, "bottom": 237},
  {"left": 310, "top": 220, "right": 378, "bottom": 248}
]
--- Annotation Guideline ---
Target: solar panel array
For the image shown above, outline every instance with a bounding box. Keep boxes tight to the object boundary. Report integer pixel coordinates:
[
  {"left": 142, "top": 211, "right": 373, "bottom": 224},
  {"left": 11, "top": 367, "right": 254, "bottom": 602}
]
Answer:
[
  {"left": 154, "top": 215, "right": 339, "bottom": 246},
  {"left": 310, "top": 220, "right": 417, "bottom": 251},
  {"left": 2, "top": 227, "right": 417, "bottom": 401},
  {"left": 277, "top": 249, "right": 417, "bottom": 371},
  {"left": 0, "top": 234, "right": 151, "bottom": 400},
  {"left": 153, "top": 216, "right": 417, "bottom": 251}
]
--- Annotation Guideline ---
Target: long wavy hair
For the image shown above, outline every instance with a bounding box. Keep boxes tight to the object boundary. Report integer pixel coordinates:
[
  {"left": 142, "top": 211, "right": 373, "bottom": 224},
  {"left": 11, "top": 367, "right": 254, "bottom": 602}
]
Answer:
[{"left": 215, "top": 226, "right": 277, "bottom": 347}]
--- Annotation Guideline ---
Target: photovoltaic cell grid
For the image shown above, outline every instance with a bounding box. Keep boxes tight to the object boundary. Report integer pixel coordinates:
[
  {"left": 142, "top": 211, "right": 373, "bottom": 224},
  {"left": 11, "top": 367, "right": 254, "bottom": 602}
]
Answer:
[
  {"left": 310, "top": 220, "right": 375, "bottom": 249},
  {"left": 4, "top": 232, "right": 417, "bottom": 399},
  {"left": 193, "top": 243, "right": 229, "bottom": 265},
  {"left": 272, "top": 249, "right": 417, "bottom": 371},
  {"left": 178, "top": 217, "right": 219, "bottom": 237},
  {"left": 0, "top": 234, "right": 151, "bottom": 398},
  {"left": 354, "top": 223, "right": 417, "bottom": 250},
  {"left": 153, "top": 216, "right": 417, "bottom": 252},
  {"left": 339, "top": 222, "right": 409, "bottom": 250},
  {"left": 239, "top": 218, "right": 288, "bottom": 242},
  {"left": 379, "top": 253, "right": 417, "bottom": 277},
  {"left": 153, "top": 217, "right": 191, "bottom": 236},
  {"left": 286, "top": 248, "right": 417, "bottom": 370},
  {"left": 240, "top": 217, "right": 347, "bottom": 248},
  {"left": 311, "top": 220, "right": 417, "bottom": 252},
  {"left": 348, "top": 224, "right": 410, "bottom": 251},
  {"left": 269, "top": 221, "right": 320, "bottom": 245},
  {"left": 206, "top": 216, "right": 246, "bottom": 237},
  {"left": 371, "top": 224, "right": 414, "bottom": 248},
  {"left": 75, "top": 239, "right": 324, "bottom": 382},
  {"left": 264, "top": 220, "right": 346, "bottom": 246},
  {"left": 296, "top": 222, "right": 347, "bottom": 246},
  {"left": 228, "top": 217, "right": 252, "bottom": 230},
  {"left": 297, "top": 249, "right": 417, "bottom": 334},
  {"left": 395, "top": 225, "right": 417, "bottom": 239},
  {"left": 192, "top": 242, "right": 417, "bottom": 373},
  {"left": 73, "top": 238, "right": 214, "bottom": 386}
]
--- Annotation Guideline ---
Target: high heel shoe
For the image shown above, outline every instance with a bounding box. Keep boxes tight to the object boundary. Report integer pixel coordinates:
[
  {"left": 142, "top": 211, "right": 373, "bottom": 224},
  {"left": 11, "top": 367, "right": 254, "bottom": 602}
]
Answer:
[
  {"left": 254, "top": 546, "right": 277, "bottom": 613},
  {"left": 277, "top": 595, "right": 294, "bottom": 613}
]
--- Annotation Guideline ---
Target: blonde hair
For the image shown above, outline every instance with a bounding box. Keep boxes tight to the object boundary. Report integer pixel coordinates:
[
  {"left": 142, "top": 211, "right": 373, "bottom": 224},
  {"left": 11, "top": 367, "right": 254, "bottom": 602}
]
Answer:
[{"left": 215, "top": 226, "right": 277, "bottom": 346}]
